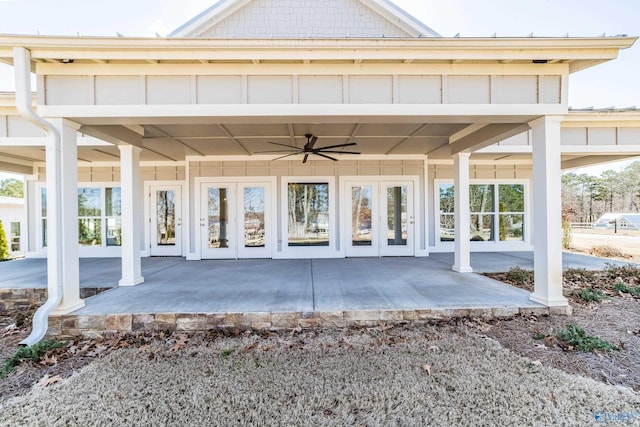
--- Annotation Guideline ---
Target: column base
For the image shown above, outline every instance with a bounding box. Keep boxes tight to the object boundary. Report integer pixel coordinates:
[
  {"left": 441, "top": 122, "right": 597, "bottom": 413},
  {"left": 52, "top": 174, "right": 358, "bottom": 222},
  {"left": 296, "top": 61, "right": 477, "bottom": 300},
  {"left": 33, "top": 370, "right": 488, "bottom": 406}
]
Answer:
[
  {"left": 529, "top": 293, "right": 569, "bottom": 307},
  {"left": 452, "top": 265, "right": 473, "bottom": 273},
  {"left": 52, "top": 299, "right": 85, "bottom": 315},
  {"left": 119, "top": 276, "right": 145, "bottom": 287}
]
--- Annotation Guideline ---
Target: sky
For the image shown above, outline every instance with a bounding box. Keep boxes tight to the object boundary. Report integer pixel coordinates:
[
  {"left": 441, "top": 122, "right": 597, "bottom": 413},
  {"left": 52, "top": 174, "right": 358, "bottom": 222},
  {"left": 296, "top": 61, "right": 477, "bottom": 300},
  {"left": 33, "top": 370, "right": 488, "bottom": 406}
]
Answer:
[{"left": 0, "top": 0, "right": 639, "bottom": 178}]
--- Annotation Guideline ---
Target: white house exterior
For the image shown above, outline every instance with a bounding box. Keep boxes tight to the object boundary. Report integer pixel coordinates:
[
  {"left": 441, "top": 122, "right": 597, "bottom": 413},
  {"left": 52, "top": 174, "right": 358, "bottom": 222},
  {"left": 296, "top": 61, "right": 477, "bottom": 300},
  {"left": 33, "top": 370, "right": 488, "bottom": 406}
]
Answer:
[
  {"left": 0, "top": 0, "right": 639, "bottom": 318},
  {"left": 0, "top": 196, "right": 25, "bottom": 256},
  {"left": 594, "top": 213, "right": 640, "bottom": 230}
]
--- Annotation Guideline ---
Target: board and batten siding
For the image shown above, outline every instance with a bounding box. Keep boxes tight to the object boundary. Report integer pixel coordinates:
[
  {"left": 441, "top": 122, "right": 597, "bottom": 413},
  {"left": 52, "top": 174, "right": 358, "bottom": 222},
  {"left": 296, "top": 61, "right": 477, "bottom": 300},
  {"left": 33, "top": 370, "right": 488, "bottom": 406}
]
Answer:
[{"left": 42, "top": 73, "right": 563, "bottom": 106}]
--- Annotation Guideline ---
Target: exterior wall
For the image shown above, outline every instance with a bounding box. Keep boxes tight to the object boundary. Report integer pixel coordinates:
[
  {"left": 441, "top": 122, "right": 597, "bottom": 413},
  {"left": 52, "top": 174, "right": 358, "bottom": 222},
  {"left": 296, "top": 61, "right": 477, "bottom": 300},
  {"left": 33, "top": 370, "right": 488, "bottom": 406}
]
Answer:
[
  {"left": 0, "top": 114, "right": 43, "bottom": 137},
  {"left": 41, "top": 69, "right": 565, "bottom": 107},
  {"left": 562, "top": 127, "right": 640, "bottom": 146},
  {"left": 196, "top": 0, "right": 412, "bottom": 38},
  {"left": 188, "top": 158, "right": 427, "bottom": 257},
  {"left": 26, "top": 159, "right": 537, "bottom": 258}
]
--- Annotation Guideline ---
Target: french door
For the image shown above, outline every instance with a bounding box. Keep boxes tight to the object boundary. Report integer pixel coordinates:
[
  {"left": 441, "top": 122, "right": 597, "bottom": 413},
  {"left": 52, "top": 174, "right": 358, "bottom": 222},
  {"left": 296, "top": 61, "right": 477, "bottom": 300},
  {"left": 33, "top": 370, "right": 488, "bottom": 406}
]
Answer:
[
  {"left": 149, "top": 185, "right": 182, "bottom": 256},
  {"left": 200, "top": 179, "right": 274, "bottom": 259},
  {"left": 344, "top": 179, "right": 415, "bottom": 257}
]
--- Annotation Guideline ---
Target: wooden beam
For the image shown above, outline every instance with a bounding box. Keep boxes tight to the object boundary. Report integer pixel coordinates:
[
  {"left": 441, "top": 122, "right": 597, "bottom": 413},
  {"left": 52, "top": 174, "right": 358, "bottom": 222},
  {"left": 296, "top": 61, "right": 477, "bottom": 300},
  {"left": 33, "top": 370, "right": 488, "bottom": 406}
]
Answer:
[
  {"left": 562, "top": 154, "right": 635, "bottom": 170},
  {"left": 0, "top": 160, "right": 33, "bottom": 175},
  {"left": 449, "top": 123, "right": 531, "bottom": 155},
  {"left": 79, "top": 125, "right": 143, "bottom": 147}
]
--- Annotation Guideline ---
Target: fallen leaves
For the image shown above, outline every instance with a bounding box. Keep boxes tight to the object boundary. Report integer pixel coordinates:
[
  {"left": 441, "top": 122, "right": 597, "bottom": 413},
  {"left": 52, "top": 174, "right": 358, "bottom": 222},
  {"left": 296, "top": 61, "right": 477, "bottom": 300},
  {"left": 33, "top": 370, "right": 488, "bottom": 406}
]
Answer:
[
  {"left": 422, "top": 364, "right": 431, "bottom": 376},
  {"left": 35, "top": 375, "right": 62, "bottom": 388},
  {"left": 170, "top": 334, "right": 189, "bottom": 352}
]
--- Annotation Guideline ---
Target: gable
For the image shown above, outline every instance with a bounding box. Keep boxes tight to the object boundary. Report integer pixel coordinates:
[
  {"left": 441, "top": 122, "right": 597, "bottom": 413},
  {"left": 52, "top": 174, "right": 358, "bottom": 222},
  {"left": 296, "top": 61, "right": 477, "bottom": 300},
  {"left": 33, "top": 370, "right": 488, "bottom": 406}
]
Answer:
[{"left": 170, "top": 0, "right": 439, "bottom": 38}]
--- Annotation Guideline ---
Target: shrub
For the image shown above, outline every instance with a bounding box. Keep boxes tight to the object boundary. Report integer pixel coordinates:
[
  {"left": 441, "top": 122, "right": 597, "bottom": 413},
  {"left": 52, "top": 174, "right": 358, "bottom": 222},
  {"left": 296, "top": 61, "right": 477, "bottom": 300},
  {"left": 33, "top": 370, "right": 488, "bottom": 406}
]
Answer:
[
  {"left": 0, "top": 220, "right": 9, "bottom": 261},
  {"left": 0, "top": 340, "right": 65, "bottom": 378},
  {"left": 557, "top": 324, "right": 619, "bottom": 352},
  {"left": 614, "top": 281, "right": 640, "bottom": 297},
  {"left": 589, "top": 245, "right": 626, "bottom": 258},
  {"left": 505, "top": 266, "right": 534, "bottom": 286},
  {"left": 604, "top": 263, "right": 640, "bottom": 283},
  {"left": 575, "top": 288, "right": 607, "bottom": 302},
  {"left": 563, "top": 268, "right": 597, "bottom": 283},
  {"left": 561, "top": 220, "right": 572, "bottom": 250}
]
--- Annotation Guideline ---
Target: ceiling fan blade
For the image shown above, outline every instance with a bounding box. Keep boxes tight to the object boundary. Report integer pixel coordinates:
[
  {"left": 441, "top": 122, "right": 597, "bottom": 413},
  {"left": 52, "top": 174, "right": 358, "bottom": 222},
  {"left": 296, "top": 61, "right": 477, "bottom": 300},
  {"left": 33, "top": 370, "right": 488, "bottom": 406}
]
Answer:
[
  {"left": 314, "top": 152, "right": 338, "bottom": 161},
  {"left": 303, "top": 153, "right": 310, "bottom": 164},
  {"left": 318, "top": 150, "right": 361, "bottom": 155},
  {"left": 255, "top": 149, "right": 302, "bottom": 153},
  {"left": 272, "top": 152, "right": 300, "bottom": 161},
  {"left": 314, "top": 142, "right": 357, "bottom": 150},
  {"left": 267, "top": 141, "right": 302, "bottom": 150}
]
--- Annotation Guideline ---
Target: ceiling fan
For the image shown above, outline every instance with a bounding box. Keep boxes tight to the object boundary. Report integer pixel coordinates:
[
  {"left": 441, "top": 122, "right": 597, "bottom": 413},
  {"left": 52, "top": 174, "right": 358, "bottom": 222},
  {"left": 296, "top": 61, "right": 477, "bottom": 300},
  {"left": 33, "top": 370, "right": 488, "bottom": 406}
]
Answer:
[{"left": 257, "top": 133, "right": 360, "bottom": 163}]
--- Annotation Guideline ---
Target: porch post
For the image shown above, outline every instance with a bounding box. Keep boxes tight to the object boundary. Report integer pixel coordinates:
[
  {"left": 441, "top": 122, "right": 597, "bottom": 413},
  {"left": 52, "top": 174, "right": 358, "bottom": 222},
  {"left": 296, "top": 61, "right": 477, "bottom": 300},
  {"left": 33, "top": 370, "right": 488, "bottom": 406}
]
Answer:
[
  {"left": 118, "top": 145, "right": 144, "bottom": 286},
  {"left": 49, "top": 119, "right": 84, "bottom": 314},
  {"left": 452, "top": 152, "right": 472, "bottom": 272},
  {"left": 529, "top": 116, "right": 568, "bottom": 307}
]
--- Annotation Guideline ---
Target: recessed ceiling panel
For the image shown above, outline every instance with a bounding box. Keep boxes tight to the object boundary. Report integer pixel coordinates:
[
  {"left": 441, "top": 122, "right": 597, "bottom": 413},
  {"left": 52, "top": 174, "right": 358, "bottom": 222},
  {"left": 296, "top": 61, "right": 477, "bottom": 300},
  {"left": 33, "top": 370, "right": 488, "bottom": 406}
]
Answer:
[
  {"left": 356, "top": 123, "right": 423, "bottom": 137},
  {"left": 417, "top": 123, "right": 470, "bottom": 137},
  {"left": 223, "top": 123, "right": 291, "bottom": 138}
]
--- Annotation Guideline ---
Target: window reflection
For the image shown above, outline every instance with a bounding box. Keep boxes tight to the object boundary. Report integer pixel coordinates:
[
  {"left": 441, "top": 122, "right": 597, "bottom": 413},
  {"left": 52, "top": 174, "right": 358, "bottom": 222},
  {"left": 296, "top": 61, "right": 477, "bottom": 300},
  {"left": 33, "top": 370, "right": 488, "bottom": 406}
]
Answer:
[
  {"left": 288, "top": 183, "right": 329, "bottom": 246},
  {"left": 351, "top": 186, "right": 372, "bottom": 246},
  {"left": 244, "top": 187, "right": 265, "bottom": 248}
]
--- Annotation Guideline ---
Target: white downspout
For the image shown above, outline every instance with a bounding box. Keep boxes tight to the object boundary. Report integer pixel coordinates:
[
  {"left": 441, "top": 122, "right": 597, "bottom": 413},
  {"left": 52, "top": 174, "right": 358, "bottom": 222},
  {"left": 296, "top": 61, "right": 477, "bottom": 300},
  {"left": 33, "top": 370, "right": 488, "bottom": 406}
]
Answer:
[{"left": 13, "top": 47, "right": 63, "bottom": 346}]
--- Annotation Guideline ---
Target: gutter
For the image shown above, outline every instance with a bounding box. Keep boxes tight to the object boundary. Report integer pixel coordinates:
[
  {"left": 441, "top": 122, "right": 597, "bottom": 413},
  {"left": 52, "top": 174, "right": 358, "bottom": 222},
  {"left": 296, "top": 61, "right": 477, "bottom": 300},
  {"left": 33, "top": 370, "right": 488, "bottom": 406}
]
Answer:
[{"left": 13, "top": 47, "right": 63, "bottom": 346}]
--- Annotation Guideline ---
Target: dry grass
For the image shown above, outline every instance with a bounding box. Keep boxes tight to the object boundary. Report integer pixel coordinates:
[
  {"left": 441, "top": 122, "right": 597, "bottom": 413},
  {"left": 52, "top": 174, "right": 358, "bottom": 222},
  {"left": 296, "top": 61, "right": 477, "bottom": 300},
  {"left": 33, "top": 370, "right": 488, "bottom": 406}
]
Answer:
[
  {"left": 589, "top": 245, "right": 629, "bottom": 259},
  {"left": 1, "top": 325, "right": 638, "bottom": 426}
]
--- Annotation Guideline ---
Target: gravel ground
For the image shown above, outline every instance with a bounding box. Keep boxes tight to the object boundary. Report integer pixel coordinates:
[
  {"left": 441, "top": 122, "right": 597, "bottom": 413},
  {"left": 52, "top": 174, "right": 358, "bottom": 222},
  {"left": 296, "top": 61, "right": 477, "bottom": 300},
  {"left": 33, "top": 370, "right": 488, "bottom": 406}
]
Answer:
[{"left": 1, "top": 325, "right": 638, "bottom": 426}]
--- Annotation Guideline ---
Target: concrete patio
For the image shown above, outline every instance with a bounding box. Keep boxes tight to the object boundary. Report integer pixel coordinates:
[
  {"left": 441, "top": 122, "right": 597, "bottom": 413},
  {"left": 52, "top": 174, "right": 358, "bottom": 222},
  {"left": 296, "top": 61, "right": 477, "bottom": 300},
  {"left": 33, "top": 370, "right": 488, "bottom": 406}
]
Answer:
[{"left": 1, "top": 252, "right": 630, "bottom": 336}]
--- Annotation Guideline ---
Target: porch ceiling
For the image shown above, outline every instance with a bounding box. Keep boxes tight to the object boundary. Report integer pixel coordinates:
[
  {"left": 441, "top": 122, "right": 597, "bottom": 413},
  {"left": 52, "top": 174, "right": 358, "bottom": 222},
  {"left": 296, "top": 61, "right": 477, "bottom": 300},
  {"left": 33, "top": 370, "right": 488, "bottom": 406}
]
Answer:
[{"left": 0, "top": 116, "right": 611, "bottom": 166}]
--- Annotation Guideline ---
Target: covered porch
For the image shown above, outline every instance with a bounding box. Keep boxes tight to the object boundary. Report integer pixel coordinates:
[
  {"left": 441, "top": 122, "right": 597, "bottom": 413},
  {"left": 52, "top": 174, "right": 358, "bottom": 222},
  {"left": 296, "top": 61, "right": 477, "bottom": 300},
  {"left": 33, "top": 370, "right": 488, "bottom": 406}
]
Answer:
[{"left": 3, "top": 252, "right": 621, "bottom": 334}]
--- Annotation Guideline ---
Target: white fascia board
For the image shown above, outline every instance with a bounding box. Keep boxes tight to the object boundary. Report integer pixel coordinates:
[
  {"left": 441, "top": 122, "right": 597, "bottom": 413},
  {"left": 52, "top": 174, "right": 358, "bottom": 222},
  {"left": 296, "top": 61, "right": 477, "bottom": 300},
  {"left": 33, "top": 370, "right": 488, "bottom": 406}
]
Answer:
[
  {"left": 37, "top": 103, "right": 567, "bottom": 122},
  {"left": 0, "top": 35, "right": 635, "bottom": 62}
]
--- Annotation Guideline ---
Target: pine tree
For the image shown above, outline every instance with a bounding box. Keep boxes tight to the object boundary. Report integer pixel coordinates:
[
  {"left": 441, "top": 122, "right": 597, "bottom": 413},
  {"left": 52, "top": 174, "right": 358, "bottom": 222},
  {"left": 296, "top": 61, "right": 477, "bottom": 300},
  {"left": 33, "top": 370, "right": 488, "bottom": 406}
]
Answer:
[{"left": 0, "top": 220, "right": 10, "bottom": 261}]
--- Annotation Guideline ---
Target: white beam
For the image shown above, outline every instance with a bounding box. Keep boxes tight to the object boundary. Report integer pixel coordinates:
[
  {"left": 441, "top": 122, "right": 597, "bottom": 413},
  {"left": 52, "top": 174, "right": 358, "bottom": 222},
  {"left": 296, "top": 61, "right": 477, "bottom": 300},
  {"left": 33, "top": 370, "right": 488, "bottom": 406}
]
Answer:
[
  {"left": 49, "top": 119, "right": 84, "bottom": 314},
  {"left": 452, "top": 152, "right": 472, "bottom": 273},
  {"left": 450, "top": 123, "right": 531, "bottom": 155},
  {"left": 118, "top": 145, "right": 144, "bottom": 286},
  {"left": 529, "top": 116, "right": 568, "bottom": 307}
]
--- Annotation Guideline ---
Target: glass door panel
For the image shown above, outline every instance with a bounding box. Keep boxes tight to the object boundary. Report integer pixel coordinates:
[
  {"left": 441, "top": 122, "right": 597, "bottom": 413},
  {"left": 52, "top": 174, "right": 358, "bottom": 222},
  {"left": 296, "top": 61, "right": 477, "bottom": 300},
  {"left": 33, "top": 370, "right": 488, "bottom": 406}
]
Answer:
[
  {"left": 201, "top": 185, "right": 235, "bottom": 259},
  {"left": 381, "top": 182, "right": 414, "bottom": 256},
  {"left": 386, "top": 186, "right": 407, "bottom": 246},
  {"left": 207, "top": 187, "right": 230, "bottom": 249},
  {"left": 150, "top": 185, "right": 182, "bottom": 256},
  {"left": 156, "top": 190, "right": 176, "bottom": 246},
  {"left": 243, "top": 187, "right": 265, "bottom": 248},
  {"left": 237, "top": 183, "right": 272, "bottom": 259},
  {"left": 351, "top": 185, "right": 373, "bottom": 247}
]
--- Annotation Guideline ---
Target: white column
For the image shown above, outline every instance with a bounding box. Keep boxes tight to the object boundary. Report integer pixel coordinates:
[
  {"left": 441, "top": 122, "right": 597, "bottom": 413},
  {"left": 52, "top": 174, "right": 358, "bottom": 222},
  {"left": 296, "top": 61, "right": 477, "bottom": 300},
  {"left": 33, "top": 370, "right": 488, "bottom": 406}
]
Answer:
[
  {"left": 49, "top": 119, "right": 84, "bottom": 314},
  {"left": 118, "top": 145, "right": 144, "bottom": 286},
  {"left": 452, "top": 152, "right": 472, "bottom": 272},
  {"left": 530, "top": 116, "right": 568, "bottom": 307}
]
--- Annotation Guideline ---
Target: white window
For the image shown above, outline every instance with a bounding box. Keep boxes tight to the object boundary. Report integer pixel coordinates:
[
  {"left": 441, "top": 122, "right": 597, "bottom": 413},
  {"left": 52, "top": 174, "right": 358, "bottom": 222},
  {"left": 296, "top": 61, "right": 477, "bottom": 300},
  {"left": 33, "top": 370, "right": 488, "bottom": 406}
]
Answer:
[
  {"left": 437, "top": 181, "right": 526, "bottom": 243},
  {"left": 40, "top": 184, "right": 122, "bottom": 249}
]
